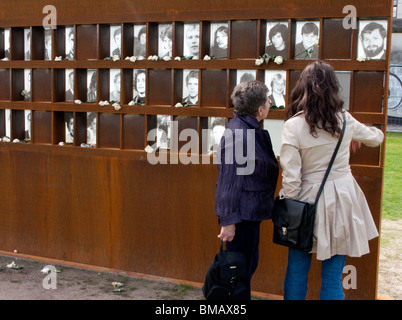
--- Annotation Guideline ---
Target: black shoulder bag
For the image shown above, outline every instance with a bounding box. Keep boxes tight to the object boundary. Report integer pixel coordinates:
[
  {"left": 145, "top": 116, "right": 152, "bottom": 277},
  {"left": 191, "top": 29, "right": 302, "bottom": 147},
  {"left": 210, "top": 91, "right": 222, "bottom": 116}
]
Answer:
[{"left": 272, "top": 113, "right": 346, "bottom": 252}]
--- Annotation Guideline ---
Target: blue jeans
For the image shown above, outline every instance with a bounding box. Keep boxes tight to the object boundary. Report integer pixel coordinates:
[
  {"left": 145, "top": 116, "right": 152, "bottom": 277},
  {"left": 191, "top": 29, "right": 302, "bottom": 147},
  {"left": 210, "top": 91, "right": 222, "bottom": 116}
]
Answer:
[{"left": 284, "top": 248, "right": 346, "bottom": 300}]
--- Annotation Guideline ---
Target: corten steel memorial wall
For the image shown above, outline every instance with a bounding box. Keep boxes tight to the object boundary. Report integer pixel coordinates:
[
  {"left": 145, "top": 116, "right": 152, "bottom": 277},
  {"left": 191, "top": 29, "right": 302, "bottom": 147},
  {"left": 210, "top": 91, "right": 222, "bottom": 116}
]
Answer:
[{"left": 0, "top": 0, "right": 392, "bottom": 299}]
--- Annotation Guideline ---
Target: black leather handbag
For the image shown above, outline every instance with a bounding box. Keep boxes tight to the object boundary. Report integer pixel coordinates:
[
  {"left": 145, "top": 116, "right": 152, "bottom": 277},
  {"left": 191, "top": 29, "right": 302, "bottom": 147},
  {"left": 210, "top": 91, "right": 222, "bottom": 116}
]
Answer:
[
  {"left": 202, "top": 240, "right": 248, "bottom": 300},
  {"left": 272, "top": 113, "right": 346, "bottom": 252}
]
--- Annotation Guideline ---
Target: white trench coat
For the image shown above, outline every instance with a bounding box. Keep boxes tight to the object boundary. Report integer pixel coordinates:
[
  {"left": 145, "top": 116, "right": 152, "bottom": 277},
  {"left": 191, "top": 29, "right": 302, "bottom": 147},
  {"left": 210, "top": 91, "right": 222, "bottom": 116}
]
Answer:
[{"left": 279, "top": 111, "right": 384, "bottom": 260}]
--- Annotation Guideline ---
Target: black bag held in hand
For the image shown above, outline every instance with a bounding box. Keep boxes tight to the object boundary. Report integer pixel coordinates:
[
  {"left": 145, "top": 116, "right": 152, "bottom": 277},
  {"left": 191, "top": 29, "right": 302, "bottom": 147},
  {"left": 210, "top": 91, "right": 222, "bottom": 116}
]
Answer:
[
  {"left": 272, "top": 113, "right": 346, "bottom": 252},
  {"left": 202, "top": 240, "right": 248, "bottom": 300}
]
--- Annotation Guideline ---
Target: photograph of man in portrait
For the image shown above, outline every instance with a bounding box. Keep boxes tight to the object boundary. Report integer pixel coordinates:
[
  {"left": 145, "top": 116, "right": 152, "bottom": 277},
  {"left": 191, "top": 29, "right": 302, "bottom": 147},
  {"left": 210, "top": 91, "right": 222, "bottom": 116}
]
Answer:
[
  {"left": 24, "top": 28, "right": 30, "bottom": 60},
  {"left": 182, "top": 69, "right": 199, "bottom": 106},
  {"left": 65, "top": 27, "right": 74, "bottom": 60},
  {"left": 358, "top": 20, "right": 387, "bottom": 60},
  {"left": 210, "top": 22, "right": 228, "bottom": 59},
  {"left": 184, "top": 23, "right": 200, "bottom": 58},
  {"left": 87, "top": 69, "right": 97, "bottom": 102},
  {"left": 44, "top": 28, "right": 52, "bottom": 60},
  {"left": 4, "top": 28, "right": 10, "bottom": 59},
  {"left": 294, "top": 21, "right": 319, "bottom": 59},
  {"left": 265, "top": 22, "right": 288, "bottom": 59},
  {"left": 134, "top": 25, "right": 146, "bottom": 57},
  {"left": 65, "top": 69, "right": 74, "bottom": 102},
  {"left": 236, "top": 70, "right": 256, "bottom": 85}
]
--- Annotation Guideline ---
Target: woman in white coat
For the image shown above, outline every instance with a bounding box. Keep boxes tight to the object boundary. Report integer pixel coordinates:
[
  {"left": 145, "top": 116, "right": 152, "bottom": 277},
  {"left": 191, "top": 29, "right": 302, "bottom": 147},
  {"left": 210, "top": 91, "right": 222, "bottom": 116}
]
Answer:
[{"left": 279, "top": 60, "right": 384, "bottom": 300}]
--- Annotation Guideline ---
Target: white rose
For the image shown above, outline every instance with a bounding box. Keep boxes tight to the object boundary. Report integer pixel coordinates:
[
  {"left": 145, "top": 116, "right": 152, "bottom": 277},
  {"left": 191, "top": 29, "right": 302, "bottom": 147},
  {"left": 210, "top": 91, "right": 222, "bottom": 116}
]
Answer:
[
  {"left": 203, "top": 55, "right": 211, "bottom": 61},
  {"left": 74, "top": 99, "right": 82, "bottom": 104},
  {"left": 112, "top": 55, "right": 120, "bottom": 61},
  {"left": 255, "top": 58, "right": 264, "bottom": 66},
  {"left": 175, "top": 102, "right": 183, "bottom": 108},
  {"left": 112, "top": 103, "right": 121, "bottom": 110},
  {"left": 274, "top": 56, "right": 284, "bottom": 65},
  {"left": 174, "top": 56, "right": 181, "bottom": 61}
]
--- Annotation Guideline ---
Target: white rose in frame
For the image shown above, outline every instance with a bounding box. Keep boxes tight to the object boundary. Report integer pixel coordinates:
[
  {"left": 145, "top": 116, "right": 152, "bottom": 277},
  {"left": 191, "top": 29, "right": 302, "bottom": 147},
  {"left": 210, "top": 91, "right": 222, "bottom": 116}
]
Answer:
[{"left": 274, "top": 56, "right": 284, "bottom": 65}]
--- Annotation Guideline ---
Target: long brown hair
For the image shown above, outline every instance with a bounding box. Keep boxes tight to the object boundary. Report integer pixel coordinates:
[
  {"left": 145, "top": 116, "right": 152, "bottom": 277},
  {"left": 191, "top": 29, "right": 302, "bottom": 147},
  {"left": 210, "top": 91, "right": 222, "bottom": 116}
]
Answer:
[{"left": 287, "top": 60, "right": 344, "bottom": 137}]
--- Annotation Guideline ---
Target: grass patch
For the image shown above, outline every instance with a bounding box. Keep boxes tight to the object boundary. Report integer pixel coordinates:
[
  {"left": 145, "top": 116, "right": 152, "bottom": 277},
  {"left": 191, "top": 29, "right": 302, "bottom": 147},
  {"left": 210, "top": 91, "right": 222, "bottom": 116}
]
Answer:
[{"left": 382, "top": 132, "right": 402, "bottom": 220}]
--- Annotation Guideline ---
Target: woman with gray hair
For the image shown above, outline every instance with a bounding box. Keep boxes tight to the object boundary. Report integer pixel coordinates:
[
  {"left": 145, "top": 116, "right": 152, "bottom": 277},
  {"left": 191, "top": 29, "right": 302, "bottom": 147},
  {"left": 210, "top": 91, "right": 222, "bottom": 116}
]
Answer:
[{"left": 214, "top": 80, "right": 279, "bottom": 299}]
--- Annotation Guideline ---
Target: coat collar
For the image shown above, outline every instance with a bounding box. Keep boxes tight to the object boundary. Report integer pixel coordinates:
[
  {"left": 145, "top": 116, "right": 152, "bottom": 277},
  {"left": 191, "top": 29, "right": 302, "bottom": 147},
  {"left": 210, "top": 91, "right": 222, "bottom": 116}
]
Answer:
[{"left": 234, "top": 112, "right": 260, "bottom": 129}]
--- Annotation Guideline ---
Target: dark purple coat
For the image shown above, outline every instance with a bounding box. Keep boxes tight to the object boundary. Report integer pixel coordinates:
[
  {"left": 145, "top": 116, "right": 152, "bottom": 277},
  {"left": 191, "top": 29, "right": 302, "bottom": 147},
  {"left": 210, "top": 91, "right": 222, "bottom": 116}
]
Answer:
[{"left": 214, "top": 113, "right": 279, "bottom": 226}]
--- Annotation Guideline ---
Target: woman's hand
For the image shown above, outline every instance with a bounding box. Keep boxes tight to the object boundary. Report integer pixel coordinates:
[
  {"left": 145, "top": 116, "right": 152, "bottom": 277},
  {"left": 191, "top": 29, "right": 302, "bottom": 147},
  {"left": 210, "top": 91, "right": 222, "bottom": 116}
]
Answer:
[
  {"left": 350, "top": 140, "right": 361, "bottom": 153},
  {"left": 217, "top": 224, "right": 236, "bottom": 242}
]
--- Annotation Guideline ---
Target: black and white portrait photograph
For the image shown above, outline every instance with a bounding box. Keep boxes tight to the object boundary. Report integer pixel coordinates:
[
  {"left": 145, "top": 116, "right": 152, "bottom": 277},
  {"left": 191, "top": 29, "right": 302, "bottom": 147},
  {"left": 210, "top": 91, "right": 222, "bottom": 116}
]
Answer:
[
  {"left": 158, "top": 24, "right": 172, "bottom": 58},
  {"left": 134, "top": 25, "right": 146, "bottom": 57},
  {"left": 25, "top": 110, "right": 31, "bottom": 140},
  {"left": 4, "top": 28, "right": 10, "bottom": 59},
  {"left": 5, "top": 109, "right": 10, "bottom": 138},
  {"left": 65, "top": 112, "right": 74, "bottom": 143},
  {"left": 335, "top": 71, "right": 351, "bottom": 110},
  {"left": 207, "top": 117, "right": 225, "bottom": 154},
  {"left": 183, "top": 23, "right": 199, "bottom": 58},
  {"left": 156, "top": 115, "right": 171, "bottom": 149},
  {"left": 87, "top": 112, "right": 96, "bottom": 145},
  {"left": 109, "top": 69, "right": 120, "bottom": 102},
  {"left": 263, "top": 119, "right": 284, "bottom": 157},
  {"left": 358, "top": 20, "right": 388, "bottom": 60},
  {"left": 294, "top": 21, "right": 320, "bottom": 59},
  {"left": 24, "top": 28, "right": 30, "bottom": 60},
  {"left": 110, "top": 25, "right": 121, "bottom": 58},
  {"left": 87, "top": 69, "right": 97, "bottom": 102},
  {"left": 236, "top": 70, "right": 256, "bottom": 85},
  {"left": 24, "top": 69, "right": 31, "bottom": 96},
  {"left": 133, "top": 69, "right": 146, "bottom": 104},
  {"left": 182, "top": 69, "right": 198, "bottom": 106},
  {"left": 65, "top": 26, "right": 74, "bottom": 59},
  {"left": 44, "top": 28, "right": 52, "bottom": 60},
  {"left": 265, "top": 21, "right": 288, "bottom": 59},
  {"left": 65, "top": 69, "right": 74, "bottom": 102},
  {"left": 210, "top": 22, "right": 228, "bottom": 59},
  {"left": 265, "top": 70, "right": 286, "bottom": 108}
]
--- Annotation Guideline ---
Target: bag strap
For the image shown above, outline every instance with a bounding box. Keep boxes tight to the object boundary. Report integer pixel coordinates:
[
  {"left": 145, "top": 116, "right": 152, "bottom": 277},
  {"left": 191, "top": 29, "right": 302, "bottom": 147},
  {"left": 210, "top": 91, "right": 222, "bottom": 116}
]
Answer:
[{"left": 313, "top": 112, "right": 346, "bottom": 206}]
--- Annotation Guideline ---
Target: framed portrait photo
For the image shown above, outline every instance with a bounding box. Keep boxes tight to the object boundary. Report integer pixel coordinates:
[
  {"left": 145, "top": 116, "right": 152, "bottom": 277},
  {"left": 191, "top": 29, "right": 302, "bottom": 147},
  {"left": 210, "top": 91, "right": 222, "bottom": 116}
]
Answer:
[
  {"left": 335, "top": 71, "right": 351, "bottom": 110},
  {"left": 5, "top": 109, "right": 10, "bottom": 138},
  {"left": 44, "top": 28, "right": 52, "bottom": 60},
  {"left": 109, "top": 69, "right": 120, "bottom": 102},
  {"left": 183, "top": 23, "right": 200, "bottom": 58},
  {"left": 4, "top": 28, "right": 10, "bottom": 59},
  {"left": 358, "top": 20, "right": 388, "bottom": 60},
  {"left": 265, "top": 21, "right": 288, "bottom": 59},
  {"left": 182, "top": 69, "right": 199, "bottom": 106},
  {"left": 24, "top": 28, "right": 30, "bottom": 60},
  {"left": 133, "top": 69, "right": 146, "bottom": 104},
  {"left": 65, "top": 26, "right": 74, "bottom": 60},
  {"left": 24, "top": 110, "right": 31, "bottom": 140},
  {"left": 65, "top": 69, "right": 74, "bottom": 102},
  {"left": 265, "top": 70, "right": 286, "bottom": 108},
  {"left": 65, "top": 112, "right": 74, "bottom": 143},
  {"left": 210, "top": 22, "right": 228, "bottom": 59},
  {"left": 87, "top": 69, "right": 97, "bottom": 102},
  {"left": 156, "top": 114, "right": 171, "bottom": 149},
  {"left": 158, "top": 24, "right": 172, "bottom": 58},
  {"left": 263, "top": 119, "right": 284, "bottom": 157},
  {"left": 236, "top": 70, "right": 256, "bottom": 85},
  {"left": 134, "top": 25, "right": 146, "bottom": 57},
  {"left": 294, "top": 21, "right": 320, "bottom": 60},
  {"left": 110, "top": 25, "right": 121, "bottom": 58},
  {"left": 207, "top": 117, "right": 226, "bottom": 154},
  {"left": 87, "top": 112, "right": 96, "bottom": 145},
  {"left": 24, "top": 69, "right": 31, "bottom": 96}
]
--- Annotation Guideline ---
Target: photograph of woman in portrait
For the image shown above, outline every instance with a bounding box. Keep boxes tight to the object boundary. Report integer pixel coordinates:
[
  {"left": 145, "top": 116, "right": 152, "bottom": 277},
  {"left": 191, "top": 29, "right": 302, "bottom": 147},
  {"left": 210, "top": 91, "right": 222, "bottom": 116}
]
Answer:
[
  {"left": 133, "top": 69, "right": 146, "bottom": 104},
  {"left": 4, "top": 28, "right": 10, "bottom": 59},
  {"left": 87, "top": 112, "right": 96, "bottom": 145},
  {"left": 265, "top": 22, "right": 288, "bottom": 59},
  {"left": 265, "top": 70, "right": 286, "bottom": 108},
  {"left": 110, "top": 25, "right": 121, "bottom": 58},
  {"left": 158, "top": 24, "right": 173, "bottom": 58},
  {"left": 87, "top": 69, "right": 97, "bottom": 102},
  {"left": 109, "top": 69, "right": 121, "bottom": 102},
  {"left": 210, "top": 23, "right": 228, "bottom": 59},
  {"left": 236, "top": 70, "right": 256, "bottom": 85},
  {"left": 65, "top": 69, "right": 74, "bottom": 102}
]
